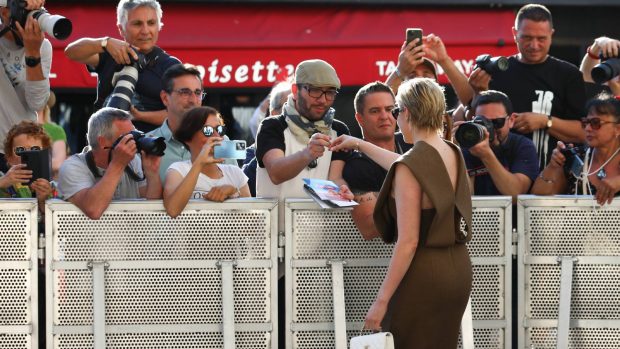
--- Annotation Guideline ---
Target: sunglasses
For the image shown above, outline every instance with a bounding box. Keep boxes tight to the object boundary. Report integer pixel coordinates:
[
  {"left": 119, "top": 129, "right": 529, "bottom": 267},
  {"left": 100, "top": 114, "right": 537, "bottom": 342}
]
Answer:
[
  {"left": 14, "top": 145, "right": 41, "bottom": 155},
  {"left": 580, "top": 117, "right": 617, "bottom": 130},
  {"left": 474, "top": 115, "right": 507, "bottom": 129},
  {"left": 391, "top": 105, "right": 404, "bottom": 118},
  {"left": 202, "top": 125, "right": 226, "bottom": 137}
]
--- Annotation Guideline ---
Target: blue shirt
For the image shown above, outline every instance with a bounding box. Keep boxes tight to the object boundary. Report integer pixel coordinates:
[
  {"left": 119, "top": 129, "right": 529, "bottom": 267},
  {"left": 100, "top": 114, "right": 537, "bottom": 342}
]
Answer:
[{"left": 463, "top": 133, "right": 539, "bottom": 196}]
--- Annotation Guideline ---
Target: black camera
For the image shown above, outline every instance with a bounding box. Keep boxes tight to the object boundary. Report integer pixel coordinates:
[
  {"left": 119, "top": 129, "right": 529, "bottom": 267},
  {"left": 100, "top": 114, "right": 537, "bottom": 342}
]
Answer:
[
  {"left": 560, "top": 146, "right": 585, "bottom": 178},
  {"left": 475, "top": 54, "right": 509, "bottom": 74},
  {"left": 104, "top": 50, "right": 147, "bottom": 111},
  {"left": 5, "top": 0, "right": 72, "bottom": 40},
  {"left": 591, "top": 58, "right": 620, "bottom": 84},
  {"left": 112, "top": 130, "right": 166, "bottom": 157},
  {"left": 455, "top": 115, "right": 495, "bottom": 149}
]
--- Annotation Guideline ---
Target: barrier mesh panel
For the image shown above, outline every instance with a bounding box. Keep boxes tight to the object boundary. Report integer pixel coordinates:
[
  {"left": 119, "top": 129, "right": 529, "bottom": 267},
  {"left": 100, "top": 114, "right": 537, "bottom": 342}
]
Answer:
[
  {"left": 527, "top": 328, "right": 620, "bottom": 348},
  {"left": 289, "top": 200, "right": 510, "bottom": 349},
  {"left": 0, "top": 205, "right": 35, "bottom": 349},
  {"left": 458, "top": 329, "right": 504, "bottom": 349},
  {"left": 0, "top": 334, "right": 30, "bottom": 349},
  {"left": 471, "top": 265, "right": 503, "bottom": 320},
  {"left": 292, "top": 210, "right": 393, "bottom": 259},
  {"left": 55, "top": 332, "right": 270, "bottom": 349},
  {"left": 0, "top": 269, "right": 30, "bottom": 324},
  {"left": 467, "top": 208, "right": 504, "bottom": 258},
  {"left": 521, "top": 200, "right": 620, "bottom": 349},
  {"left": 0, "top": 211, "right": 31, "bottom": 260},
  {"left": 54, "top": 268, "right": 270, "bottom": 325},
  {"left": 526, "top": 265, "right": 620, "bottom": 319},
  {"left": 53, "top": 210, "right": 269, "bottom": 260},
  {"left": 49, "top": 204, "right": 275, "bottom": 349},
  {"left": 526, "top": 207, "right": 620, "bottom": 256}
]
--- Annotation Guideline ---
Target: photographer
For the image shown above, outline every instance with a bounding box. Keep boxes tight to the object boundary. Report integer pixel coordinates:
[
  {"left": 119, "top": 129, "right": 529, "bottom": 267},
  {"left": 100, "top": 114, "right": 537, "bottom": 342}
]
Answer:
[
  {"left": 57, "top": 107, "right": 162, "bottom": 219},
  {"left": 0, "top": 0, "right": 51, "bottom": 172},
  {"left": 532, "top": 93, "right": 620, "bottom": 205},
  {"left": 64, "top": 0, "right": 180, "bottom": 132},
  {"left": 468, "top": 4, "right": 586, "bottom": 170},
  {"left": 386, "top": 33, "right": 474, "bottom": 107},
  {"left": 456, "top": 90, "right": 539, "bottom": 199},
  {"left": 579, "top": 36, "right": 620, "bottom": 97}
]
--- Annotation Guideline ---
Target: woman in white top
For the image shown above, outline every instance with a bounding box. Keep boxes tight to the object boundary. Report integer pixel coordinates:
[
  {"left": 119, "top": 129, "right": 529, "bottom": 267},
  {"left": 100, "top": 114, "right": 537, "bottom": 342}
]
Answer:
[{"left": 163, "top": 106, "right": 250, "bottom": 217}]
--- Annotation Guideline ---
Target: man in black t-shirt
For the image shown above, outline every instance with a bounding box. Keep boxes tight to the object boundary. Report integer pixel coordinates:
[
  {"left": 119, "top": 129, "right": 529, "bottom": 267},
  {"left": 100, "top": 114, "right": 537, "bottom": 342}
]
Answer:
[
  {"left": 469, "top": 4, "right": 586, "bottom": 170},
  {"left": 330, "top": 81, "right": 411, "bottom": 240},
  {"left": 65, "top": 0, "right": 180, "bottom": 133}
]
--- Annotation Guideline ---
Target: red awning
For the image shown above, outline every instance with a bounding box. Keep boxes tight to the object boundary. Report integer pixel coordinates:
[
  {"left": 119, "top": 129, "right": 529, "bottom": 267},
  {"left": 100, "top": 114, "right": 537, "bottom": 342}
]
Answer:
[{"left": 46, "top": 4, "right": 518, "bottom": 88}]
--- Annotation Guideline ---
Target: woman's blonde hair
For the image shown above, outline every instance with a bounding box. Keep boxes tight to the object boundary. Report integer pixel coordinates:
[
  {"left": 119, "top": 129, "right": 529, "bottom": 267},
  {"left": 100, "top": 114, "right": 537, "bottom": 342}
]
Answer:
[{"left": 396, "top": 78, "right": 446, "bottom": 132}]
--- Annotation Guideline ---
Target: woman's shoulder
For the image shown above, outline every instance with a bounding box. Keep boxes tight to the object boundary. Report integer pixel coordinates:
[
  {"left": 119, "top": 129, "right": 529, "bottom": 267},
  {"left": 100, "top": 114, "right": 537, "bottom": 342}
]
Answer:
[{"left": 167, "top": 160, "right": 192, "bottom": 173}]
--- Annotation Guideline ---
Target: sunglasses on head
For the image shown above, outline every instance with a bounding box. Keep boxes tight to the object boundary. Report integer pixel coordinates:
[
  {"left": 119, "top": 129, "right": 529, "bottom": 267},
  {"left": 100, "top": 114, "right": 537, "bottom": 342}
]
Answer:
[
  {"left": 580, "top": 117, "right": 617, "bottom": 130},
  {"left": 14, "top": 145, "right": 41, "bottom": 155},
  {"left": 202, "top": 125, "right": 226, "bottom": 137}
]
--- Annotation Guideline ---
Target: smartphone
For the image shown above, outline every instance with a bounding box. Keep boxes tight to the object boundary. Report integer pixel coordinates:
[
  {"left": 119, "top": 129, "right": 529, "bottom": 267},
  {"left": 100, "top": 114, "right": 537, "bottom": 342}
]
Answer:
[
  {"left": 214, "top": 140, "right": 247, "bottom": 159},
  {"left": 19, "top": 148, "right": 51, "bottom": 184},
  {"left": 406, "top": 28, "right": 423, "bottom": 47}
]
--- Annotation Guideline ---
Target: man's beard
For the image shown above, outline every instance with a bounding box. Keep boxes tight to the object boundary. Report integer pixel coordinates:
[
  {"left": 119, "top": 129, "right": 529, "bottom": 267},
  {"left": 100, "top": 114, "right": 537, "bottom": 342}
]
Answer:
[{"left": 296, "top": 94, "right": 327, "bottom": 121}]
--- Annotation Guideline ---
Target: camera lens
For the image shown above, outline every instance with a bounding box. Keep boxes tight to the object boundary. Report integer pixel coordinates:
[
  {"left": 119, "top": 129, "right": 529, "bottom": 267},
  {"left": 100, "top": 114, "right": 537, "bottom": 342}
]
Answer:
[
  {"left": 455, "top": 123, "right": 485, "bottom": 149},
  {"left": 591, "top": 58, "right": 620, "bottom": 84}
]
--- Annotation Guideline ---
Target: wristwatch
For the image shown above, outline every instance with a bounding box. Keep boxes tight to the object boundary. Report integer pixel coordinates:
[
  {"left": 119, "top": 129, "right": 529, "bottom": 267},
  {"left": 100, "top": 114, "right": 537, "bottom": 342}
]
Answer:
[
  {"left": 101, "top": 37, "right": 109, "bottom": 52},
  {"left": 24, "top": 56, "right": 41, "bottom": 68},
  {"left": 546, "top": 115, "right": 553, "bottom": 130}
]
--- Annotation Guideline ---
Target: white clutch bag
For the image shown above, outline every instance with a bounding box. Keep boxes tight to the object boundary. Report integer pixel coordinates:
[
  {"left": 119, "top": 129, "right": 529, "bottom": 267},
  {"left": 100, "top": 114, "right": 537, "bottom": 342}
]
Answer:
[{"left": 350, "top": 332, "right": 395, "bottom": 349}]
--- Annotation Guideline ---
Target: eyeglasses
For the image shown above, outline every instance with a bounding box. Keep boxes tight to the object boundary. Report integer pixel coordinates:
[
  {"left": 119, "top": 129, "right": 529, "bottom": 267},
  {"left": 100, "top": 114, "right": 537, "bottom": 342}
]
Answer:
[
  {"left": 203, "top": 125, "right": 226, "bottom": 137},
  {"left": 391, "top": 105, "right": 405, "bottom": 118},
  {"left": 14, "top": 145, "right": 41, "bottom": 154},
  {"left": 302, "top": 85, "right": 339, "bottom": 101},
  {"left": 580, "top": 117, "right": 618, "bottom": 130},
  {"left": 170, "top": 88, "right": 206, "bottom": 100}
]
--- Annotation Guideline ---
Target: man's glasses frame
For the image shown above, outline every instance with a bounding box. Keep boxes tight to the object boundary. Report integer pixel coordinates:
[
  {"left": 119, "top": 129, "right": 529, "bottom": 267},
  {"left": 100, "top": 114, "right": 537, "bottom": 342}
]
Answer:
[
  {"left": 170, "top": 88, "right": 206, "bottom": 100},
  {"left": 302, "top": 85, "right": 339, "bottom": 101},
  {"left": 14, "top": 146, "right": 41, "bottom": 155},
  {"left": 580, "top": 117, "right": 618, "bottom": 130},
  {"left": 203, "top": 125, "right": 226, "bottom": 137}
]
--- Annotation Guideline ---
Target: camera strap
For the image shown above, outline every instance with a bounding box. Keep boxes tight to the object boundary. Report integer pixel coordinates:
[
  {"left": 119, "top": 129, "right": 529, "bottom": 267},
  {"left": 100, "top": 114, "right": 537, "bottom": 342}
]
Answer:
[{"left": 85, "top": 150, "right": 145, "bottom": 182}]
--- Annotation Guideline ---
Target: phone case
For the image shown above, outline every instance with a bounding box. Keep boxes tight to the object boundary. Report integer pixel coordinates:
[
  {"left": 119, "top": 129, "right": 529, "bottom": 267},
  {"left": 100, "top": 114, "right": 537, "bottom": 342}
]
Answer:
[
  {"left": 214, "top": 140, "right": 247, "bottom": 159},
  {"left": 20, "top": 148, "right": 51, "bottom": 184}
]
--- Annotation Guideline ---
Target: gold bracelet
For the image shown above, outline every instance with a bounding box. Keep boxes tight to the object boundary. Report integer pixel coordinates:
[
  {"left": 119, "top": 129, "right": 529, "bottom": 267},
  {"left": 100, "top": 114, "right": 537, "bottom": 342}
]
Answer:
[{"left": 355, "top": 141, "right": 360, "bottom": 152}]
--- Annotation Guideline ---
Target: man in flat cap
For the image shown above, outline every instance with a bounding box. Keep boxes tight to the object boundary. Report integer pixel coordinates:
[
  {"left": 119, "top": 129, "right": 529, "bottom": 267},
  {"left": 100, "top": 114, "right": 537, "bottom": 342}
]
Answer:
[{"left": 255, "top": 59, "right": 350, "bottom": 228}]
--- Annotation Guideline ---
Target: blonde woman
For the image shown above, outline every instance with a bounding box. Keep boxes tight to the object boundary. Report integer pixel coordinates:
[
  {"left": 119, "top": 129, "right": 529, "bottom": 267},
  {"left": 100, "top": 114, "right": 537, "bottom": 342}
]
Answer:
[{"left": 331, "top": 78, "right": 472, "bottom": 347}]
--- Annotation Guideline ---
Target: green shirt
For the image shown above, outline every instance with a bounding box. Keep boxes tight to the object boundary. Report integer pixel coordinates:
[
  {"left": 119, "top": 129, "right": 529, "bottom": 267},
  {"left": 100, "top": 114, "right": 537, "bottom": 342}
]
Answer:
[{"left": 42, "top": 122, "right": 67, "bottom": 143}]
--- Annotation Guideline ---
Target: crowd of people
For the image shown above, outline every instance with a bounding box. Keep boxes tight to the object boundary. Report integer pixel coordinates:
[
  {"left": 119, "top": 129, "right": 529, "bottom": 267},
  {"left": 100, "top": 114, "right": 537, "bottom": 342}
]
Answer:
[{"left": 2, "top": 0, "right": 620, "bottom": 347}]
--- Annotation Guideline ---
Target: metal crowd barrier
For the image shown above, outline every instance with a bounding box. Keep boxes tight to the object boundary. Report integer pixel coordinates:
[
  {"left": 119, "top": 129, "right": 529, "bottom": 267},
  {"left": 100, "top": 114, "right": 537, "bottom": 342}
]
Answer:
[
  {"left": 45, "top": 199, "right": 278, "bottom": 349},
  {"left": 517, "top": 195, "right": 620, "bottom": 349},
  {"left": 284, "top": 197, "right": 513, "bottom": 349},
  {"left": 0, "top": 199, "right": 39, "bottom": 349}
]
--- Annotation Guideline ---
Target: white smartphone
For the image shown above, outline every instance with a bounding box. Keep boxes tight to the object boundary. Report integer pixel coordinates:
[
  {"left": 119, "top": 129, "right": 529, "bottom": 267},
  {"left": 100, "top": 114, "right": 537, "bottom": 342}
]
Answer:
[{"left": 214, "top": 140, "right": 247, "bottom": 159}]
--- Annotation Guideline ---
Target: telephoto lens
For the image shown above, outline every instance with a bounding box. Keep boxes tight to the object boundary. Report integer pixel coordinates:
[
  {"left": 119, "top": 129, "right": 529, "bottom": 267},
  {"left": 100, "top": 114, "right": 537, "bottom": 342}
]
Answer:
[
  {"left": 7, "top": 0, "right": 72, "bottom": 40},
  {"left": 591, "top": 58, "right": 620, "bottom": 84},
  {"left": 105, "top": 52, "right": 146, "bottom": 111},
  {"left": 475, "top": 54, "right": 509, "bottom": 75}
]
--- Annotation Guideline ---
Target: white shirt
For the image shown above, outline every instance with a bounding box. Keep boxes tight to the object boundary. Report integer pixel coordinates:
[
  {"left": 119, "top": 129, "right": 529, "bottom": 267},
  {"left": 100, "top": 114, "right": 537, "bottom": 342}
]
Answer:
[{"left": 167, "top": 161, "right": 248, "bottom": 199}]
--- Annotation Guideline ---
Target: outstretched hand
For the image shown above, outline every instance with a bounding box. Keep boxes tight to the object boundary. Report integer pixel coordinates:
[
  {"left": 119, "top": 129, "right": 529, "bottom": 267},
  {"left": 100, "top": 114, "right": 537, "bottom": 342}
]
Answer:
[{"left": 329, "top": 134, "right": 361, "bottom": 153}]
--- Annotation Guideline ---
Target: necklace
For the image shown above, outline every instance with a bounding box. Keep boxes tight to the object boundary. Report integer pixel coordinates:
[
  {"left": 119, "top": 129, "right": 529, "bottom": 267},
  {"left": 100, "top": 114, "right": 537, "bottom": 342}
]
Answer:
[{"left": 586, "top": 146, "right": 620, "bottom": 179}]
